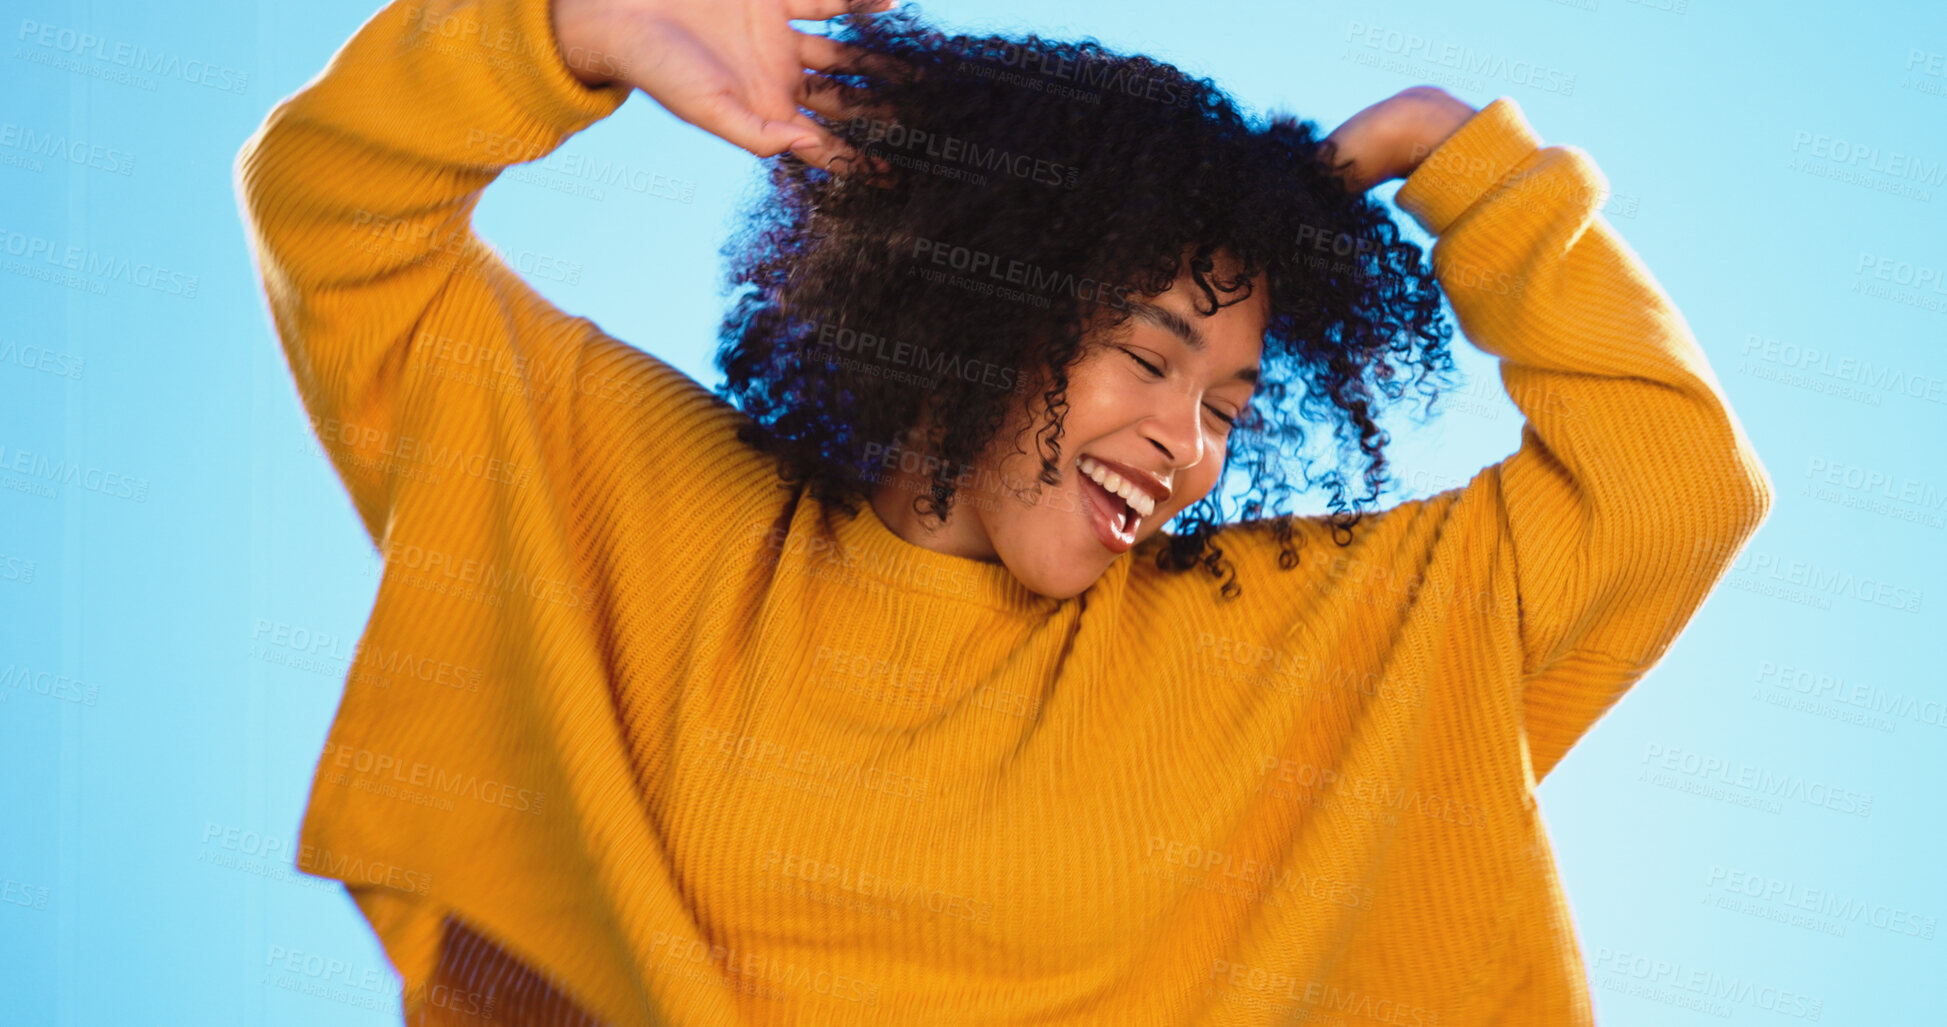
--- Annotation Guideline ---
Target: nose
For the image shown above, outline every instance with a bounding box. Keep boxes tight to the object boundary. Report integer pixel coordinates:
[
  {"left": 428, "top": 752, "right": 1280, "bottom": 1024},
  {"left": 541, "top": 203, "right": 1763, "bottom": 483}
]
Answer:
[{"left": 1140, "top": 389, "right": 1206, "bottom": 471}]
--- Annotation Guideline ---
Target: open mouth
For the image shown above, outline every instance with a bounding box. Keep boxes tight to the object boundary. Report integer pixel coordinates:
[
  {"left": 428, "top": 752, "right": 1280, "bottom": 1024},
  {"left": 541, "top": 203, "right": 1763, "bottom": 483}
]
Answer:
[
  {"left": 1076, "top": 454, "right": 1153, "bottom": 553},
  {"left": 1084, "top": 474, "right": 1140, "bottom": 535}
]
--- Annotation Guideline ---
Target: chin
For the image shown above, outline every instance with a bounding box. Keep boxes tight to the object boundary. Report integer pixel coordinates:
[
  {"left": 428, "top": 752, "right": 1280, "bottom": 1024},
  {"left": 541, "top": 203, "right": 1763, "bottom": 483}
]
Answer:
[
  {"left": 991, "top": 500, "right": 1141, "bottom": 600},
  {"left": 1018, "top": 575, "right": 1092, "bottom": 603},
  {"left": 1046, "top": 576, "right": 1098, "bottom": 602},
  {"left": 1003, "top": 547, "right": 1112, "bottom": 602}
]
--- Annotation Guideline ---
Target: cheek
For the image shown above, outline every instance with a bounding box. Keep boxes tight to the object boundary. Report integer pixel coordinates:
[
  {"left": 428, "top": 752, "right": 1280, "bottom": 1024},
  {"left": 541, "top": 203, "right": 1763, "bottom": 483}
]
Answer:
[
  {"left": 978, "top": 454, "right": 1082, "bottom": 531},
  {"left": 1157, "top": 473, "right": 1220, "bottom": 525}
]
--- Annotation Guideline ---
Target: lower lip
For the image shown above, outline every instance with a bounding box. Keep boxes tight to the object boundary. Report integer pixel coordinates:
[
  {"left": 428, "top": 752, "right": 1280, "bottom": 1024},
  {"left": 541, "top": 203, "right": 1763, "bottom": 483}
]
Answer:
[{"left": 1080, "top": 472, "right": 1140, "bottom": 555}]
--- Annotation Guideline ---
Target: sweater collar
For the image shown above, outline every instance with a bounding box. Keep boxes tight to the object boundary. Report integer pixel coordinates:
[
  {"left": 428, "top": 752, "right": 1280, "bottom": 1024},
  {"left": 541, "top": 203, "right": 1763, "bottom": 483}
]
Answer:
[{"left": 826, "top": 497, "right": 1067, "bottom": 618}]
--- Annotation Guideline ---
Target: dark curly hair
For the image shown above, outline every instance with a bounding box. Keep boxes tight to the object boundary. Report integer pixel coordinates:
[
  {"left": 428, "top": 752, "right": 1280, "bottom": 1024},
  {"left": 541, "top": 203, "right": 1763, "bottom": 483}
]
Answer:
[{"left": 712, "top": 5, "right": 1460, "bottom": 600}]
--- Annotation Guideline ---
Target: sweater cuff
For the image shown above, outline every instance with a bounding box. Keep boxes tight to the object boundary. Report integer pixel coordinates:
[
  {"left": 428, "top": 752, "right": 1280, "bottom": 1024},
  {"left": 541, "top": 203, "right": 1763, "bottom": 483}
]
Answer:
[
  {"left": 448, "top": 0, "right": 632, "bottom": 138},
  {"left": 1394, "top": 97, "right": 1545, "bottom": 237}
]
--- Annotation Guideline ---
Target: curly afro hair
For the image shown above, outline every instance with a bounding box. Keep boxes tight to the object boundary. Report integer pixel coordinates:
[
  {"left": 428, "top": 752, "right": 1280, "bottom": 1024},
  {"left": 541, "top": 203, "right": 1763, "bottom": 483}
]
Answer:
[{"left": 712, "top": 5, "right": 1460, "bottom": 600}]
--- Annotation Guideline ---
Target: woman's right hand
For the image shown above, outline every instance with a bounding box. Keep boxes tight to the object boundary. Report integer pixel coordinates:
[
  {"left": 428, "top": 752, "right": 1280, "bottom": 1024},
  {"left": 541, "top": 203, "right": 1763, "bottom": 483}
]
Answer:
[
  {"left": 1321, "top": 86, "right": 1477, "bottom": 194},
  {"left": 550, "top": 0, "right": 899, "bottom": 172}
]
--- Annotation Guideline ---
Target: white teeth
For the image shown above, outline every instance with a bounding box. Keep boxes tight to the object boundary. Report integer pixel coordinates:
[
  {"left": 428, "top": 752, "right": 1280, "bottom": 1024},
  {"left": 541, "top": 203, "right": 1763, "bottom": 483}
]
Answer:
[{"left": 1077, "top": 455, "right": 1156, "bottom": 518}]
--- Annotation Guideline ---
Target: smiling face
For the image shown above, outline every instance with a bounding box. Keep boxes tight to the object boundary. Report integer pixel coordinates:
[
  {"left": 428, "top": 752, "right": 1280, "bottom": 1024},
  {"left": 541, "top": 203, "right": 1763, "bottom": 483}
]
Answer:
[{"left": 869, "top": 253, "right": 1269, "bottom": 600}]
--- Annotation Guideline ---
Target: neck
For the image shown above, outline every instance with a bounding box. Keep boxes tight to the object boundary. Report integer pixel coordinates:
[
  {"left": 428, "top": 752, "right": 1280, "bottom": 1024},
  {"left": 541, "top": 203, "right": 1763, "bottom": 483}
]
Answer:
[{"left": 867, "top": 462, "right": 1002, "bottom": 564}]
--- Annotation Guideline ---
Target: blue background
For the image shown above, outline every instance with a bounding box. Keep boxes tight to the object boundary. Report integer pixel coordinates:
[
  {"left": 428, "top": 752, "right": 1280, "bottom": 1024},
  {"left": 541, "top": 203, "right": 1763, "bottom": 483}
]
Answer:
[{"left": 3, "top": 0, "right": 1943, "bottom": 1022}]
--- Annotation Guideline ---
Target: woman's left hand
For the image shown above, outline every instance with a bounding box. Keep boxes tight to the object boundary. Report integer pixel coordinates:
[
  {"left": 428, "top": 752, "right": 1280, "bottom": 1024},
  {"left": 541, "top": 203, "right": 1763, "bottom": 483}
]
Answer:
[{"left": 1322, "top": 85, "right": 1479, "bottom": 194}]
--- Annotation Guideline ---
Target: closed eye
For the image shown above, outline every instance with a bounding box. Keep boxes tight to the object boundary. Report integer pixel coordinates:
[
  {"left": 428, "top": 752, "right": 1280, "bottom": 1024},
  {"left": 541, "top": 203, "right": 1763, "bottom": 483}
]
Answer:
[{"left": 1123, "top": 348, "right": 1238, "bottom": 430}]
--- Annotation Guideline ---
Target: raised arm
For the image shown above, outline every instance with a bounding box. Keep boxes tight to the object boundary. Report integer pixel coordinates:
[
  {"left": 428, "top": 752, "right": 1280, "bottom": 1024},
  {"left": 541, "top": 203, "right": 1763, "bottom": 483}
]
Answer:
[
  {"left": 234, "top": 0, "right": 638, "bottom": 542},
  {"left": 234, "top": 0, "right": 887, "bottom": 545},
  {"left": 1393, "top": 98, "right": 1775, "bottom": 782}
]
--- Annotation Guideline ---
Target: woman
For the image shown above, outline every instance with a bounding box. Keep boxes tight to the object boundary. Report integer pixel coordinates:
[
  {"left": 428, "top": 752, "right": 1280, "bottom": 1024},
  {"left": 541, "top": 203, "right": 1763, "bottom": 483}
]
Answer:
[{"left": 235, "top": 0, "right": 1774, "bottom": 1023}]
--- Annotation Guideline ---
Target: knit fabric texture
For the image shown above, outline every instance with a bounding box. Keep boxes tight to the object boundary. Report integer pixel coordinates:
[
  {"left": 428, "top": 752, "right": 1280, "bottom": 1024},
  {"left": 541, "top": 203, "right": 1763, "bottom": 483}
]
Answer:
[{"left": 234, "top": 0, "right": 1776, "bottom": 1022}]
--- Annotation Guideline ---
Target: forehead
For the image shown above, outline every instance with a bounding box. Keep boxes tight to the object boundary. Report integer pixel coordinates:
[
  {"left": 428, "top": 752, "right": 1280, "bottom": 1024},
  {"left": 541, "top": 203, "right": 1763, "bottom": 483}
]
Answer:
[{"left": 1134, "top": 260, "right": 1270, "bottom": 352}]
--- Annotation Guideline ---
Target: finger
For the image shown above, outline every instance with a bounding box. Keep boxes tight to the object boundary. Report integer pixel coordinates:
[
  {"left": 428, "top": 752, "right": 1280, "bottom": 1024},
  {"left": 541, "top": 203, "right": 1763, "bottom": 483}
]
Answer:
[
  {"left": 764, "top": 110, "right": 877, "bottom": 178},
  {"left": 795, "top": 71, "right": 885, "bottom": 124},
  {"left": 1316, "top": 134, "right": 1370, "bottom": 192},
  {"left": 782, "top": 84, "right": 896, "bottom": 178},
  {"left": 787, "top": 123, "right": 888, "bottom": 180},
  {"left": 768, "top": 115, "right": 837, "bottom": 162},
  {"left": 795, "top": 29, "right": 919, "bottom": 82},
  {"left": 684, "top": 92, "right": 813, "bottom": 161},
  {"left": 699, "top": 86, "right": 886, "bottom": 181},
  {"left": 785, "top": 0, "right": 897, "bottom": 22}
]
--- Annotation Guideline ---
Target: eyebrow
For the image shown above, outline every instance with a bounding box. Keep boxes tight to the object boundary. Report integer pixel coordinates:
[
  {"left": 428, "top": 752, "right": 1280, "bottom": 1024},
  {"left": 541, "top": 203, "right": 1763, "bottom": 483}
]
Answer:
[{"left": 1126, "top": 300, "right": 1261, "bottom": 387}]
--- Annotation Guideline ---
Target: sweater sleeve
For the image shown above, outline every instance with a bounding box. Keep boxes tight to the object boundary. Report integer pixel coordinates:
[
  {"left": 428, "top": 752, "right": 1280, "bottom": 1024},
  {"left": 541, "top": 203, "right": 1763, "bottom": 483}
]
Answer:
[
  {"left": 234, "top": 0, "right": 638, "bottom": 546},
  {"left": 1390, "top": 98, "right": 1775, "bottom": 783}
]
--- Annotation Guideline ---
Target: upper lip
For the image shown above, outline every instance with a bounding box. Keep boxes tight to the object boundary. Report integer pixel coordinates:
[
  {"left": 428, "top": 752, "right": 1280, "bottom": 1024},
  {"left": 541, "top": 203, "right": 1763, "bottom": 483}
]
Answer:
[{"left": 1080, "top": 453, "right": 1172, "bottom": 508}]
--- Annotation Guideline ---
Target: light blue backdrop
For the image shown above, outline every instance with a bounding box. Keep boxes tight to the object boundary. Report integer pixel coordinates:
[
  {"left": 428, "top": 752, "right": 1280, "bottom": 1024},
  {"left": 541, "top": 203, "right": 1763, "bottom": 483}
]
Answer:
[{"left": 3, "top": 0, "right": 1942, "bottom": 1022}]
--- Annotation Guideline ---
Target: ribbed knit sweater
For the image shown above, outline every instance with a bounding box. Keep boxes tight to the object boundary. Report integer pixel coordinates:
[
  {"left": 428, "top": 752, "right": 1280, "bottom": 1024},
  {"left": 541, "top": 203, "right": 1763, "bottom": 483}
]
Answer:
[{"left": 234, "top": 0, "right": 1776, "bottom": 1023}]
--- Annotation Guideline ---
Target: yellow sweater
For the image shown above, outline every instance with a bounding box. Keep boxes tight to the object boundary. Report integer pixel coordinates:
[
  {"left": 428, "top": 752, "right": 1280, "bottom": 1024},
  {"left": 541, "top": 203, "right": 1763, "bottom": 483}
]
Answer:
[{"left": 235, "top": 0, "right": 1775, "bottom": 1022}]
